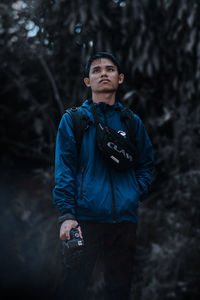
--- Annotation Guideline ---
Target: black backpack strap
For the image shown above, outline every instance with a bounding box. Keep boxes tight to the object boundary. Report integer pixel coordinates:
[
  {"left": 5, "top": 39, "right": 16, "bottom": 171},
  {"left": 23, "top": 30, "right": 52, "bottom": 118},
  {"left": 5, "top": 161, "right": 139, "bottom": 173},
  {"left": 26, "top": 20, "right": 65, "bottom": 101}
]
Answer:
[
  {"left": 66, "top": 107, "right": 90, "bottom": 154},
  {"left": 120, "top": 108, "right": 138, "bottom": 155}
]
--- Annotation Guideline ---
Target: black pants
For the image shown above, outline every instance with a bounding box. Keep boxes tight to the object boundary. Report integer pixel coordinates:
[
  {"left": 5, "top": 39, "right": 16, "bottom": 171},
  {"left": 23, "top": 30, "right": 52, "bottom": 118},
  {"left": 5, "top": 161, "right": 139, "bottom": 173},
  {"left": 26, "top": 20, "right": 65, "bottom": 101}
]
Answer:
[{"left": 57, "top": 221, "right": 137, "bottom": 300}]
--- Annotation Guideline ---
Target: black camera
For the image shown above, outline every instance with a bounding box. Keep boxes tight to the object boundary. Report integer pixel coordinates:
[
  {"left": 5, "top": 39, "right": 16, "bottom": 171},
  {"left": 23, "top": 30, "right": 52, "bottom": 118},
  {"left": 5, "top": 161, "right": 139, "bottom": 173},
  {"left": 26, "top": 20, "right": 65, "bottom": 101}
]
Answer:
[{"left": 63, "top": 227, "right": 84, "bottom": 249}]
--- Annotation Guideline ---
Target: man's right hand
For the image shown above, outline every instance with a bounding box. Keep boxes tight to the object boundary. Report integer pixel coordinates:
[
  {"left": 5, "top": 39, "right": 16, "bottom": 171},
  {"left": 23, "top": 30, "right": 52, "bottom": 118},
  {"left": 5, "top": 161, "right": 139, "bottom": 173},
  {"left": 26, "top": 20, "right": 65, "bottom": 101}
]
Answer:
[{"left": 60, "top": 219, "right": 83, "bottom": 241}]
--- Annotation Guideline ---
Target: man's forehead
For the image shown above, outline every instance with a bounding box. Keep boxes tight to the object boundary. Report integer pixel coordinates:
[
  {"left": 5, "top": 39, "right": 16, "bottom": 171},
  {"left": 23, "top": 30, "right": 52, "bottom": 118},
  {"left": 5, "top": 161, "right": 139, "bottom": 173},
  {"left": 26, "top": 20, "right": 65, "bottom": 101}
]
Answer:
[{"left": 90, "top": 58, "right": 116, "bottom": 68}]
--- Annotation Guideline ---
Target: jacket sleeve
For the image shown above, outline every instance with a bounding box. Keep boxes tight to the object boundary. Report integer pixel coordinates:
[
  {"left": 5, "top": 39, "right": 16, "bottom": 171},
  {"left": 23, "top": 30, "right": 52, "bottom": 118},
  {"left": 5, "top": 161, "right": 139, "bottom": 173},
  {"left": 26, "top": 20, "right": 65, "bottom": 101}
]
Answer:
[
  {"left": 133, "top": 114, "right": 154, "bottom": 201},
  {"left": 53, "top": 113, "right": 78, "bottom": 217}
]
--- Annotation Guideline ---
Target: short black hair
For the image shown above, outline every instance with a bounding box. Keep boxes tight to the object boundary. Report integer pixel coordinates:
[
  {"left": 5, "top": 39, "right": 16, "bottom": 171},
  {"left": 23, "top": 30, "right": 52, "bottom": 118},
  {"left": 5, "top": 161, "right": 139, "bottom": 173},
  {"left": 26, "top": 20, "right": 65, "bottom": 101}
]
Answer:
[{"left": 84, "top": 52, "right": 121, "bottom": 77}]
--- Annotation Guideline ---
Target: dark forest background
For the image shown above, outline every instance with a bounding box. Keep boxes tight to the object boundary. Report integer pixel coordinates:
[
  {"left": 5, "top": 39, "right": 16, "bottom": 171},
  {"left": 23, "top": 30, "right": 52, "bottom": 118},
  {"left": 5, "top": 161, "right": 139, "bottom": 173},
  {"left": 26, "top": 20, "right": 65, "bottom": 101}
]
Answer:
[{"left": 0, "top": 0, "right": 200, "bottom": 299}]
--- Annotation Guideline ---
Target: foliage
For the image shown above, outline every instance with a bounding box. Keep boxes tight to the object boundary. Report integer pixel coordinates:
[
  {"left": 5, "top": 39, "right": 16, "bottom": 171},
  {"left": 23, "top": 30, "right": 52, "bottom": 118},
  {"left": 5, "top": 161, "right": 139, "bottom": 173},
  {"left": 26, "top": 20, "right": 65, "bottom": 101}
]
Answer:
[{"left": 0, "top": 0, "right": 200, "bottom": 299}]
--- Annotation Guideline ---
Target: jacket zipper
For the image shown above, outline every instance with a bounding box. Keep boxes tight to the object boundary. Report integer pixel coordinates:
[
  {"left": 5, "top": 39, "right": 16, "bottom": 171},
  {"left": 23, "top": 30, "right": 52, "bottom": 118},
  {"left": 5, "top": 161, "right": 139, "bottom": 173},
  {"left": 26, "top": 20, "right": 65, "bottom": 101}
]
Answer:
[
  {"left": 102, "top": 107, "right": 117, "bottom": 223},
  {"left": 81, "top": 167, "right": 84, "bottom": 200},
  {"left": 108, "top": 170, "right": 117, "bottom": 222}
]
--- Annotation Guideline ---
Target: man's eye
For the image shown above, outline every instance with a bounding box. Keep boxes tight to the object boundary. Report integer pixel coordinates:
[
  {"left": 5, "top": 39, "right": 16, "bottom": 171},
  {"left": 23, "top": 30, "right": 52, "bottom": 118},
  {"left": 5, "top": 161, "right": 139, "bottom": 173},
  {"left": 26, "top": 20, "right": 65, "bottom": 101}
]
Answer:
[
  {"left": 108, "top": 68, "right": 114, "bottom": 71},
  {"left": 93, "top": 69, "right": 99, "bottom": 73}
]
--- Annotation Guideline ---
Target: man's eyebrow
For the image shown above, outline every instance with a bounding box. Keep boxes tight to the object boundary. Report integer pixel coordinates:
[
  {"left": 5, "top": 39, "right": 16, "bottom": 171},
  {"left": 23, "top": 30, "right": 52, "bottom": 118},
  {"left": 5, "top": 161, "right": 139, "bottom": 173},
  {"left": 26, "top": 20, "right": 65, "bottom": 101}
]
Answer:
[
  {"left": 91, "top": 66, "right": 100, "bottom": 70},
  {"left": 91, "top": 65, "right": 116, "bottom": 70},
  {"left": 103, "top": 65, "right": 116, "bottom": 68}
]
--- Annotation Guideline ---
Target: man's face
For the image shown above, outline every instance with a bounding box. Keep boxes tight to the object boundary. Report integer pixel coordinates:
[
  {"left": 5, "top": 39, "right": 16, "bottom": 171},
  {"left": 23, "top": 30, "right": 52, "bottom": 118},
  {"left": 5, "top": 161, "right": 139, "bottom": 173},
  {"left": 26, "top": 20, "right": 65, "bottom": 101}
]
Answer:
[{"left": 84, "top": 58, "right": 124, "bottom": 93}]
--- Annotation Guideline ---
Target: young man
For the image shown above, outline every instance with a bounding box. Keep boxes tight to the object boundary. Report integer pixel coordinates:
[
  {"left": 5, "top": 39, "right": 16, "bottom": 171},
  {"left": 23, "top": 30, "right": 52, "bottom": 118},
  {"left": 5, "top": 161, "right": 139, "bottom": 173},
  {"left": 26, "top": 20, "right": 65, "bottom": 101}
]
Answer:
[{"left": 53, "top": 52, "right": 154, "bottom": 300}]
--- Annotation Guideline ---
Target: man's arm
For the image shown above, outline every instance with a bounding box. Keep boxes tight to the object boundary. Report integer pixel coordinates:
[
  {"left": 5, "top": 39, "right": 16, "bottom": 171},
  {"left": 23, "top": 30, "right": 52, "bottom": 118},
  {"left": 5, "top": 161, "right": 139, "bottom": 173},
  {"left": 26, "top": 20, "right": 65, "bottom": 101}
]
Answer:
[
  {"left": 53, "top": 113, "right": 80, "bottom": 239},
  {"left": 133, "top": 114, "right": 154, "bottom": 201}
]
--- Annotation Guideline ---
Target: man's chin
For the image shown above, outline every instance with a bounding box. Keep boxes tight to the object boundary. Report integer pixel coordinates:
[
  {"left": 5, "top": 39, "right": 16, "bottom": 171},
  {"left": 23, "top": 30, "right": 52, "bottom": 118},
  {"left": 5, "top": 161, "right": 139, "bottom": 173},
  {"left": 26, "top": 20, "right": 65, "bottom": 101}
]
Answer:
[{"left": 98, "top": 88, "right": 116, "bottom": 93}]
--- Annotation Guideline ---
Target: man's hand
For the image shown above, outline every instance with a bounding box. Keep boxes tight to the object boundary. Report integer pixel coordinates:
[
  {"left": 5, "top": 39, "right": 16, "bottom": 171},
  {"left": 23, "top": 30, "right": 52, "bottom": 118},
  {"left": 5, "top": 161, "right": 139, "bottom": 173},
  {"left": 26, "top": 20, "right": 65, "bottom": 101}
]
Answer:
[{"left": 60, "top": 219, "right": 83, "bottom": 241}]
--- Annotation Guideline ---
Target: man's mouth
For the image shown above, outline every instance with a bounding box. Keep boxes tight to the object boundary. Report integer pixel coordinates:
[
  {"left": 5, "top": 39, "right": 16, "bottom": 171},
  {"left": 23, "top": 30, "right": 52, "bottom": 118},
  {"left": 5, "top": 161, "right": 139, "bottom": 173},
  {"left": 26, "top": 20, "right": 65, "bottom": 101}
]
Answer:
[{"left": 100, "top": 79, "right": 110, "bottom": 83}]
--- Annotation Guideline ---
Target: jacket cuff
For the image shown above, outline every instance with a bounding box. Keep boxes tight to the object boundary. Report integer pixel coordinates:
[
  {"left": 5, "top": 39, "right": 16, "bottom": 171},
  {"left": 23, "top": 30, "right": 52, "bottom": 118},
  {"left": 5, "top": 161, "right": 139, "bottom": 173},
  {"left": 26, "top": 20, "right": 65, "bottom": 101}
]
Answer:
[{"left": 58, "top": 213, "right": 76, "bottom": 224}]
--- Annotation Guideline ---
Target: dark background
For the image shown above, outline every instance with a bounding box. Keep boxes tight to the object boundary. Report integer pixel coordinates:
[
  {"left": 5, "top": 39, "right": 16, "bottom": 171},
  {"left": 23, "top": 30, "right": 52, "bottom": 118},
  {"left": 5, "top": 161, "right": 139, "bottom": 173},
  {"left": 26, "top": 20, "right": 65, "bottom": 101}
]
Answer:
[{"left": 0, "top": 0, "right": 200, "bottom": 299}]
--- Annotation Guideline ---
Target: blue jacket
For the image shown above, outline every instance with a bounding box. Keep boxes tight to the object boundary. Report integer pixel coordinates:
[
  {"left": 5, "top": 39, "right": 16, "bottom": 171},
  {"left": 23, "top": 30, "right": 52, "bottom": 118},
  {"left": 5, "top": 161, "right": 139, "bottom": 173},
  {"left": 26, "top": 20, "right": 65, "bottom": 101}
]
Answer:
[{"left": 53, "top": 100, "right": 154, "bottom": 224}]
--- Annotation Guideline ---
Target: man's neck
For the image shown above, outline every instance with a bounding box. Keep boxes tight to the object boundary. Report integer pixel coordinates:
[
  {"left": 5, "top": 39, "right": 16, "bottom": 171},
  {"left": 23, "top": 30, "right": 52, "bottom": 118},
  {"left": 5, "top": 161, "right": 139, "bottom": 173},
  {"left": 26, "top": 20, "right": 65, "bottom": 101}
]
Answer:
[{"left": 92, "top": 92, "right": 116, "bottom": 106}]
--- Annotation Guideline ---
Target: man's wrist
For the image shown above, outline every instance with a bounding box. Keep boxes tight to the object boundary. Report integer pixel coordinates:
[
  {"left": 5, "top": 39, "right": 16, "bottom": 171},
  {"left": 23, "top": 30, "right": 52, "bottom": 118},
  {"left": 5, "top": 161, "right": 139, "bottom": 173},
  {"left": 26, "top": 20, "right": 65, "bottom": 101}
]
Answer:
[{"left": 58, "top": 213, "right": 76, "bottom": 224}]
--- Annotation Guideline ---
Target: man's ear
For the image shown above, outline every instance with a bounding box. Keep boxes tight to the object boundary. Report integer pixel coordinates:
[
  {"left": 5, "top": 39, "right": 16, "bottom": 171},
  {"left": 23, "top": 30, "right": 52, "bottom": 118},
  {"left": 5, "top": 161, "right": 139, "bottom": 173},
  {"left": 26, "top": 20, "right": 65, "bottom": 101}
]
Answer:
[
  {"left": 118, "top": 73, "right": 124, "bottom": 85},
  {"left": 84, "top": 77, "right": 90, "bottom": 87}
]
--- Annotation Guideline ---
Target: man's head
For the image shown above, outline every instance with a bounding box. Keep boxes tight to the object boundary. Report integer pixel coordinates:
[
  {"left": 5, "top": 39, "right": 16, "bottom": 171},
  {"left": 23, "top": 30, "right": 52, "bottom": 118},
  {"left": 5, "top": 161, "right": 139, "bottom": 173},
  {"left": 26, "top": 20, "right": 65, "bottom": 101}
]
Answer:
[
  {"left": 84, "top": 52, "right": 121, "bottom": 78},
  {"left": 84, "top": 52, "right": 124, "bottom": 95}
]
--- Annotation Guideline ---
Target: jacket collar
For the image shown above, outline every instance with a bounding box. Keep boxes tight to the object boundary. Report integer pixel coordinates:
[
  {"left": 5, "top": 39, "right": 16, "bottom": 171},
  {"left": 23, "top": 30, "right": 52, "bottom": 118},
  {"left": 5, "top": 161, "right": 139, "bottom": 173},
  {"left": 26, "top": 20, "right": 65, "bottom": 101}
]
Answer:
[{"left": 82, "top": 99, "right": 123, "bottom": 111}]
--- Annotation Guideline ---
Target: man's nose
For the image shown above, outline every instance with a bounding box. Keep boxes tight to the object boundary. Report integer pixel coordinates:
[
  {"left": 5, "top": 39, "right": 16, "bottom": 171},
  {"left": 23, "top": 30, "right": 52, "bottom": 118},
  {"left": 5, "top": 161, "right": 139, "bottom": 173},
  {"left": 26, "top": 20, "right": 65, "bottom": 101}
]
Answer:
[{"left": 101, "top": 69, "right": 107, "bottom": 76}]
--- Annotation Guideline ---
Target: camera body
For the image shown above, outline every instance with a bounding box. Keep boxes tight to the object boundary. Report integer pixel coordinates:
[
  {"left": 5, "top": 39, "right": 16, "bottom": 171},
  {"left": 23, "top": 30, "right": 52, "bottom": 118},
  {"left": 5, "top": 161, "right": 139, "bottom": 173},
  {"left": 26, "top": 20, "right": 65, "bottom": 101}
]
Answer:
[{"left": 64, "top": 228, "right": 84, "bottom": 249}]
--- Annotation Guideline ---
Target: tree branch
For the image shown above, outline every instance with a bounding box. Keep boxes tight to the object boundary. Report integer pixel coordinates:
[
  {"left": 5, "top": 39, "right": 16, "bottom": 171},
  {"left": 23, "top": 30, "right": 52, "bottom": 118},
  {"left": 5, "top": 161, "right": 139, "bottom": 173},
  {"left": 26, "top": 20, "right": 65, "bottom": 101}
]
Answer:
[{"left": 39, "top": 55, "right": 64, "bottom": 116}]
